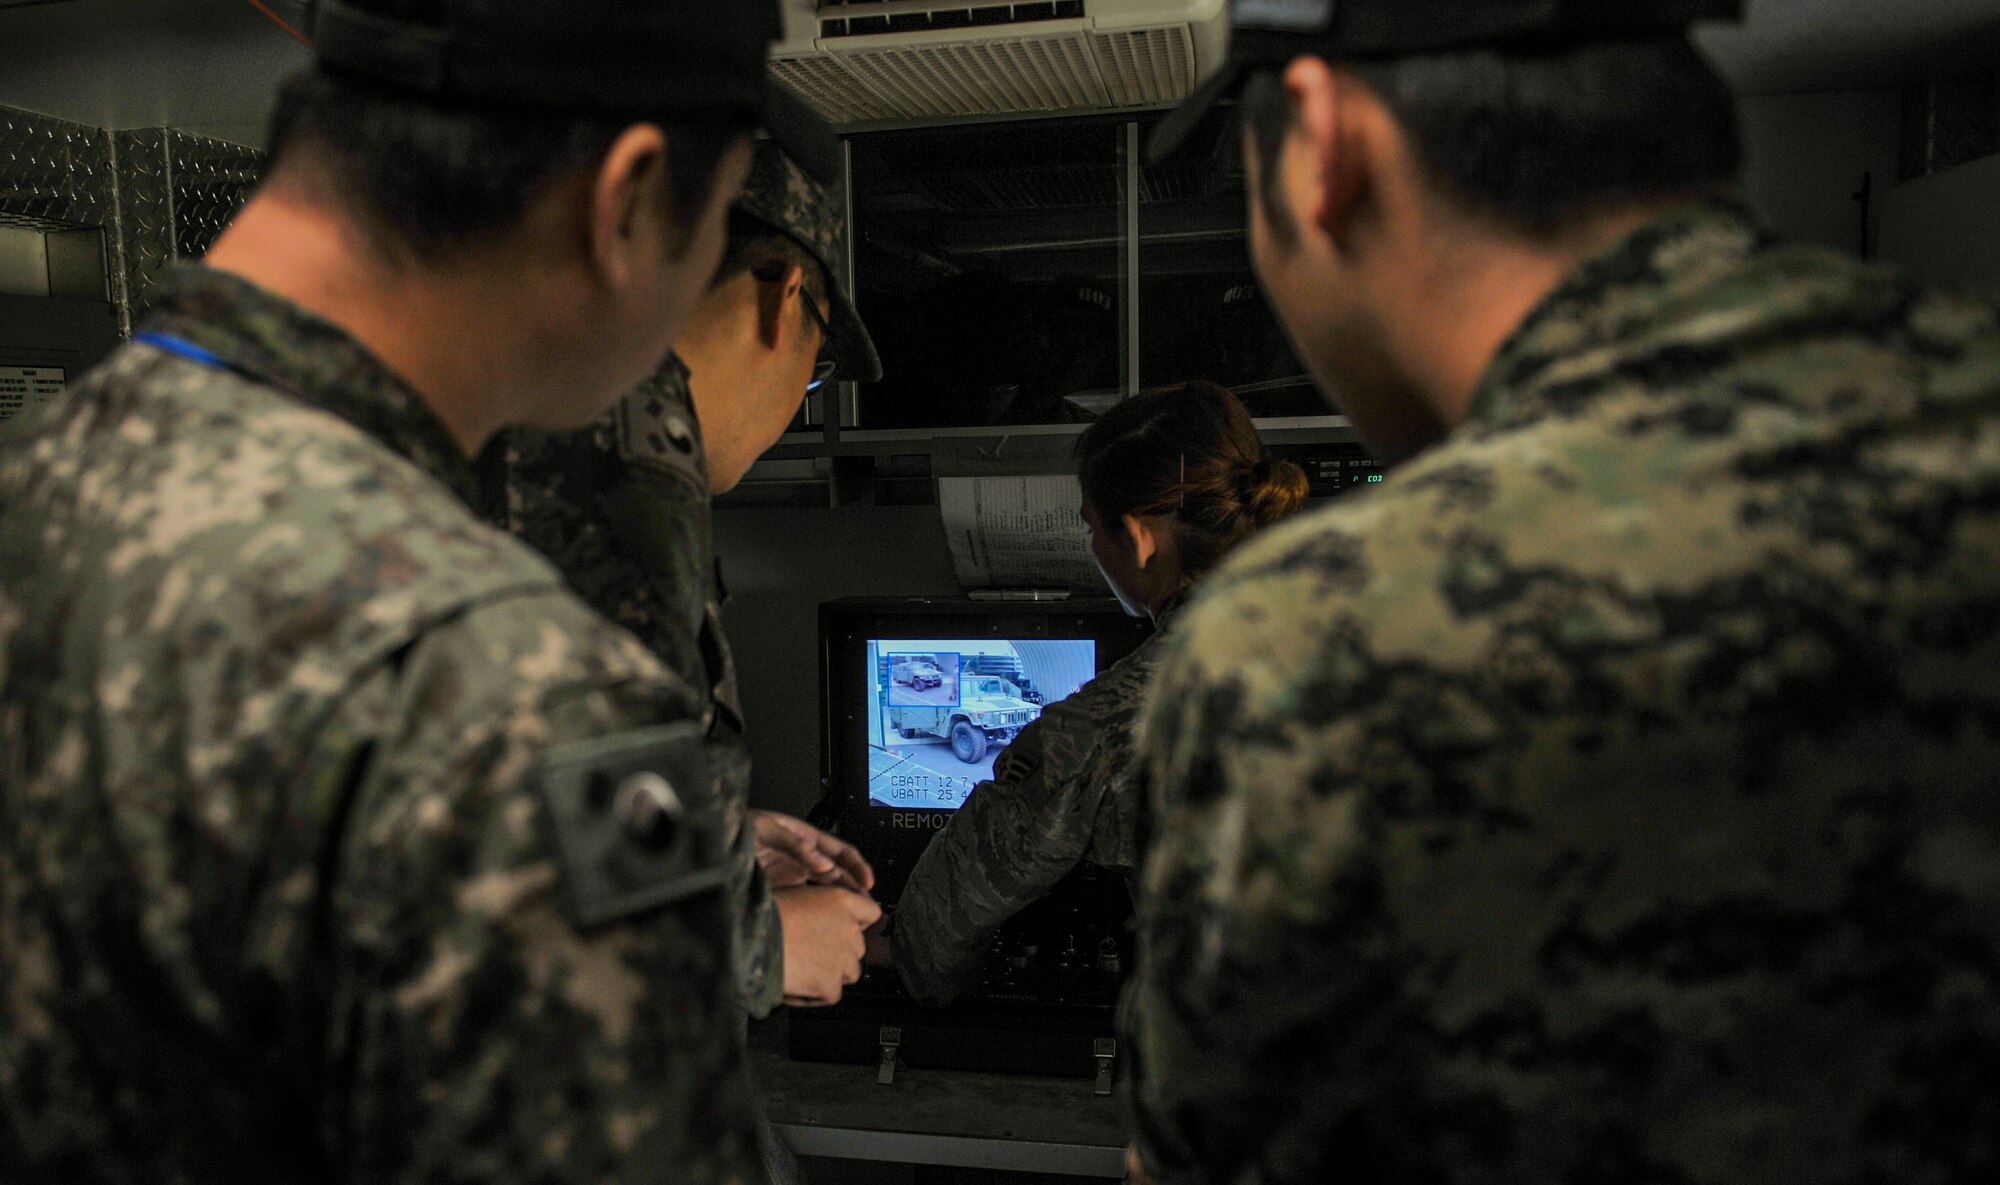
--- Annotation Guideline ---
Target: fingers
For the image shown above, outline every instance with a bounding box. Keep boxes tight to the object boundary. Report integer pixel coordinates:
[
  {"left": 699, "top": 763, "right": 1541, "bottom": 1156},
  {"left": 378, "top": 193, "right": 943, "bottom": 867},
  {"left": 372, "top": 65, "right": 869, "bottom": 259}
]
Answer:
[
  {"left": 755, "top": 812, "right": 877, "bottom": 892},
  {"left": 758, "top": 847, "right": 815, "bottom": 891},
  {"left": 863, "top": 917, "right": 894, "bottom": 966},
  {"left": 761, "top": 813, "right": 833, "bottom": 867},
  {"left": 799, "top": 861, "right": 863, "bottom": 893},
  {"left": 755, "top": 811, "right": 845, "bottom": 879},
  {"left": 822, "top": 836, "right": 876, "bottom": 892},
  {"left": 1125, "top": 1147, "right": 1155, "bottom": 1185},
  {"left": 775, "top": 885, "right": 879, "bottom": 1006},
  {"left": 841, "top": 889, "right": 883, "bottom": 927}
]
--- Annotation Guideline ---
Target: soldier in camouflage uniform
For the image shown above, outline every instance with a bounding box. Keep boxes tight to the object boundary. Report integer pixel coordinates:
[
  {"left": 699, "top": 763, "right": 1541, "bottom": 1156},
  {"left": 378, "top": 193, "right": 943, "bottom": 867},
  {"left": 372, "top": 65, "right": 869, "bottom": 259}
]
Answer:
[
  {"left": 483, "top": 144, "right": 885, "bottom": 1016},
  {"left": 886, "top": 382, "right": 1307, "bottom": 1006},
  {"left": 1127, "top": 1, "right": 2000, "bottom": 1182},
  {"left": 0, "top": 0, "right": 820, "bottom": 1180}
]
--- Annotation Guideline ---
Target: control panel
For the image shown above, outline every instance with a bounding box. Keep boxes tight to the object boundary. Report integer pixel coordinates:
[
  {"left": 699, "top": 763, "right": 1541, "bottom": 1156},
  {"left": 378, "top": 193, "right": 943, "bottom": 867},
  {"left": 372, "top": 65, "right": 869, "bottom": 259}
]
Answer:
[{"left": 1267, "top": 440, "right": 1384, "bottom": 498}]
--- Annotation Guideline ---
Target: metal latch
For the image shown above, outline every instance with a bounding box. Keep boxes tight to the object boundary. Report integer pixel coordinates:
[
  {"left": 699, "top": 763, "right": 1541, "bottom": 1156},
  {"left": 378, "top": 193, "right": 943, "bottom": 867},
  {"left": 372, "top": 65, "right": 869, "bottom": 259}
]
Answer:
[
  {"left": 1093, "top": 1037, "right": 1116, "bottom": 1096},
  {"left": 877, "top": 1026, "right": 903, "bottom": 1085}
]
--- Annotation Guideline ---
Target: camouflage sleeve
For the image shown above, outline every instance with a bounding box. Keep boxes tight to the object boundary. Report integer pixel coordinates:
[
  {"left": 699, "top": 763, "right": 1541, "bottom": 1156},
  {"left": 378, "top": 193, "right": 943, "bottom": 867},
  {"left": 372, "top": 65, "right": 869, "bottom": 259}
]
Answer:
[
  {"left": 891, "top": 693, "right": 1115, "bottom": 1006},
  {"left": 1123, "top": 615, "right": 1375, "bottom": 1185},
  {"left": 712, "top": 736, "right": 786, "bottom": 1019},
  {"left": 489, "top": 416, "right": 783, "bottom": 1018},
  {"left": 318, "top": 590, "right": 763, "bottom": 1185},
  {"left": 732, "top": 865, "right": 784, "bottom": 1021},
  {"left": 1122, "top": 487, "right": 2000, "bottom": 1184}
]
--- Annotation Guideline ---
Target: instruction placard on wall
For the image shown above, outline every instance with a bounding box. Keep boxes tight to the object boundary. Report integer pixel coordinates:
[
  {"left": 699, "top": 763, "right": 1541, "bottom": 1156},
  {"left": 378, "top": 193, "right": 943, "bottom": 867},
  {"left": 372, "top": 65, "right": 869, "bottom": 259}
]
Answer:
[
  {"left": 0, "top": 367, "right": 65, "bottom": 421},
  {"left": 938, "top": 475, "right": 1100, "bottom": 590}
]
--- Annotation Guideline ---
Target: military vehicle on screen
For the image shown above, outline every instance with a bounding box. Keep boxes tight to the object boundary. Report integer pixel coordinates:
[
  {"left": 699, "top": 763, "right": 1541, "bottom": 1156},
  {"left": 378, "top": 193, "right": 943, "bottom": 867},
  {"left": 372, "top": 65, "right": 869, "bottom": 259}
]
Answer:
[
  {"left": 887, "top": 674, "right": 1041, "bottom": 762},
  {"left": 891, "top": 658, "right": 944, "bottom": 691}
]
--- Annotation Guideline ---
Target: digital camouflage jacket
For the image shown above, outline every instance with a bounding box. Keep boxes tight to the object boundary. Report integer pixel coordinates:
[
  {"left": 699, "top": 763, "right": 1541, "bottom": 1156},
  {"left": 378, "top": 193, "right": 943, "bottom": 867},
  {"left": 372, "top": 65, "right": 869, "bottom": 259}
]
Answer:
[
  {"left": 480, "top": 362, "right": 783, "bottom": 1018},
  {"left": 0, "top": 268, "right": 764, "bottom": 1185},
  {"left": 891, "top": 606, "right": 1171, "bottom": 1007},
  {"left": 1127, "top": 201, "right": 2000, "bottom": 1185}
]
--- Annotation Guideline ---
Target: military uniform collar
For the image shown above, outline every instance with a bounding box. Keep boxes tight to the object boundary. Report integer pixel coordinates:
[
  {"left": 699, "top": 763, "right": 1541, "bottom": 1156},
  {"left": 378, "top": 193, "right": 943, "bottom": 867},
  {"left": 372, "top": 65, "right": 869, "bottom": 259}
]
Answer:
[
  {"left": 140, "top": 266, "right": 478, "bottom": 505},
  {"left": 1464, "top": 198, "right": 1771, "bottom": 433}
]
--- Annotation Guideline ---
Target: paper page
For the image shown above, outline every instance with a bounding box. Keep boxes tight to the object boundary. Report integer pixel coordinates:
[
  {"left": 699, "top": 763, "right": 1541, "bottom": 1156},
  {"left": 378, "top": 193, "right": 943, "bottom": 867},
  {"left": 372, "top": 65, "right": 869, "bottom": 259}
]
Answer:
[
  {"left": 0, "top": 367, "right": 65, "bottom": 421},
  {"left": 937, "top": 475, "right": 1099, "bottom": 590}
]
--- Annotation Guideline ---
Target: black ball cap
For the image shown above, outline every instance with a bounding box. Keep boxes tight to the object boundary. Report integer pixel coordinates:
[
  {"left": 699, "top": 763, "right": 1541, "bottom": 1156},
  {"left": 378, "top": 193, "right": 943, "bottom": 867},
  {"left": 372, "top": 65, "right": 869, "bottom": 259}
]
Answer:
[
  {"left": 1148, "top": 0, "right": 1744, "bottom": 163},
  {"left": 306, "top": 0, "right": 838, "bottom": 181}
]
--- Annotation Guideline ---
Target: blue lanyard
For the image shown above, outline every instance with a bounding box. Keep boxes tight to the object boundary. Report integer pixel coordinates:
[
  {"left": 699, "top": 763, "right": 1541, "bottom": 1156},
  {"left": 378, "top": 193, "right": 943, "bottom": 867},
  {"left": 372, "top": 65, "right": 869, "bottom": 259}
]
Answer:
[{"left": 132, "top": 331, "right": 232, "bottom": 372}]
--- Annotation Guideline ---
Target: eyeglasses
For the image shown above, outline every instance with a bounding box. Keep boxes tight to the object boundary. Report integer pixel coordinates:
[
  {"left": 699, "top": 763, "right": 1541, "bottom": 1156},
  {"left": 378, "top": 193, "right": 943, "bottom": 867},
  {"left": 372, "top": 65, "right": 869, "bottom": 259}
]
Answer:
[
  {"left": 802, "top": 294, "right": 837, "bottom": 392},
  {"left": 753, "top": 265, "right": 838, "bottom": 391}
]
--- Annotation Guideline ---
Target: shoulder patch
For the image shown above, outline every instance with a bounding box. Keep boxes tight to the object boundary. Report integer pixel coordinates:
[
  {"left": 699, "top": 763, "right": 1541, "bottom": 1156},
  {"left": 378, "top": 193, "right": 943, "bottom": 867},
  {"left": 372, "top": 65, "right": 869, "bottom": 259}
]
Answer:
[
  {"left": 615, "top": 383, "right": 706, "bottom": 492},
  {"left": 531, "top": 722, "right": 729, "bottom": 929}
]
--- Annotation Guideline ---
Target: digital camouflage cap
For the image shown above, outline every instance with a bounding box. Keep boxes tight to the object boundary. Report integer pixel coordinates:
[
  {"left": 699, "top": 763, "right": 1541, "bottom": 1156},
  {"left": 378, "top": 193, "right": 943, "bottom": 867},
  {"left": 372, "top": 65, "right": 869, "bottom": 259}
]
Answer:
[
  {"left": 736, "top": 143, "right": 883, "bottom": 384},
  {"left": 1150, "top": 0, "right": 1745, "bottom": 160}
]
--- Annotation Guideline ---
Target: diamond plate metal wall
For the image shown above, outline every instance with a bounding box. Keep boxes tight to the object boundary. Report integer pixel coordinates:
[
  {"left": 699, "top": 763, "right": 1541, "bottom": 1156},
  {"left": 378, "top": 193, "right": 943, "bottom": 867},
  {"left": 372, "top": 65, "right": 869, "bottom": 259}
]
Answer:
[
  {"left": 112, "top": 128, "right": 265, "bottom": 324},
  {"left": 0, "top": 105, "right": 125, "bottom": 316},
  {"left": 168, "top": 131, "right": 261, "bottom": 259},
  {"left": 114, "top": 128, "right": 175, "bottom": 326},
  {"left": 1, "top": 103, "right": 262, "bottom": 330},
  {"left": 0, "top": 106, "right": 115, "bottom": 230}
]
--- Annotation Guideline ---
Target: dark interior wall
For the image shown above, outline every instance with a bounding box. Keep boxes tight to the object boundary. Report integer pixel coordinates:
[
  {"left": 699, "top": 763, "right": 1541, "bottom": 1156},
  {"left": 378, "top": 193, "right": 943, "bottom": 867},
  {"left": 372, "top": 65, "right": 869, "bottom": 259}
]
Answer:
[
  {"left": 1738, "top": 91, "right": 1902, "bottom": 256},
  {"left": 714, "top": 504, "right": 963, "bottom": 819}
]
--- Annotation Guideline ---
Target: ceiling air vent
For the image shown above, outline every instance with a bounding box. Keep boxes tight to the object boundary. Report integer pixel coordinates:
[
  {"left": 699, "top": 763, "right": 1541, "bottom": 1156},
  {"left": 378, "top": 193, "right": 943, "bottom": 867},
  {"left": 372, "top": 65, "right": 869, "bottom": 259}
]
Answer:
[{"left": 771, "top": 0, "right": 1227, "bottom": 124}]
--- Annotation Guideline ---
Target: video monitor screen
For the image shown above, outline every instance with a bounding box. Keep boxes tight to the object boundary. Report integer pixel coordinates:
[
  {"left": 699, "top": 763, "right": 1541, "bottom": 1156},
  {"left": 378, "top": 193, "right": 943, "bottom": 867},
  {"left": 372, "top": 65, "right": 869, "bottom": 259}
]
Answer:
[{"left": 865, "top": 638, "right": 1097, "bottom": 810}]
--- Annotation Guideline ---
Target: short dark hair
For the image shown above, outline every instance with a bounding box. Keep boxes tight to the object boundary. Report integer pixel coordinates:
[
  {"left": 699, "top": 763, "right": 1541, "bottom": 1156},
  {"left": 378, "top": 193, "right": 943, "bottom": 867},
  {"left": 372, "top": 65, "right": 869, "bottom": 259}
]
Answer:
[
  {"left": 1241, "top": 37, "right": 1742, "bottom": 242},
  {"left": 1076, "top": 380, "right": 1310, "bottom": 578},
  {"left": 712, "top": 210, "right": 830, "bottom": 334},
  {"left": 264, "top": 68, "right": 752, "bottom": 263}
]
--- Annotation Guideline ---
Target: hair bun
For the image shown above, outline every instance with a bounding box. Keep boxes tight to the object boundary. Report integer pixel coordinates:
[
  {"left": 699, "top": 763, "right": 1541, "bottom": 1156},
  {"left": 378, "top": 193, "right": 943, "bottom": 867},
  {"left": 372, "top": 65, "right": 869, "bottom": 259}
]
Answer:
[
  {"left": 1231, "top": 457, "right": 1270, "bottom": 495},
  {"left": 1243, "top": 455, "right": 1311, "bottom": 525}
]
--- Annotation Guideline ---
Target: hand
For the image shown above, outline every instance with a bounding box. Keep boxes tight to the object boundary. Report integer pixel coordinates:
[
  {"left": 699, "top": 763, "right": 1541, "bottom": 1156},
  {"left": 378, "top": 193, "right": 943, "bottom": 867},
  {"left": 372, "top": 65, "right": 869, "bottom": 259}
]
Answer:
[
  {"left": 753, "top": 810, "right": 875, "bottom": 893},
  {"left": 774, "top": 885, "right": 882, "bottom": 1007},
  {"left": 863, "top": 915, "right": 893, "bottom": 967},
  {"left": 1125, "top": 1146, "right": 1156, "bottom": 1185}
]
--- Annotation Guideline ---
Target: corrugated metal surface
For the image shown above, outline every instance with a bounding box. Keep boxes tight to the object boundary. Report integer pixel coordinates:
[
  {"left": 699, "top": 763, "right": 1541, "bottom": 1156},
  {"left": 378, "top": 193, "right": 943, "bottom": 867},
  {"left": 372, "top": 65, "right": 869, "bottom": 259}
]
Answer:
[
  {"left": 1015, "top": 639, "right": 1099, "bottom": 704},
  {"left": 844, "top": 35, "right": 1107, "bottom": 117},
  {"left": 1092, "top": 27, "right": 1192, "bottom": 107},
  {"left": 770, "top": 56, "right": 903, "bottom": 124},
  {"left": 773, "top": 24, "right": 1197, "bottom": 123}
]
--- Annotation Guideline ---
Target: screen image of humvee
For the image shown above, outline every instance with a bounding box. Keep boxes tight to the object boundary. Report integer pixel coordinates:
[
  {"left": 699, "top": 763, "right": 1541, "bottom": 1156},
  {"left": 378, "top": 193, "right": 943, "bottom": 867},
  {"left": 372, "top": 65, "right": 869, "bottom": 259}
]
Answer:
[
  {"left": 885, "top": 651, "right": 961, "bottom": 706},
  {"left": 892, "top": 658, "right": 944, "bottom": 691},
  {"left": 888, "top": 674, "right": 1041, "bottom": 763},
  {"left": 865, "top": 636, "right": 1098, "bottom": 805}
]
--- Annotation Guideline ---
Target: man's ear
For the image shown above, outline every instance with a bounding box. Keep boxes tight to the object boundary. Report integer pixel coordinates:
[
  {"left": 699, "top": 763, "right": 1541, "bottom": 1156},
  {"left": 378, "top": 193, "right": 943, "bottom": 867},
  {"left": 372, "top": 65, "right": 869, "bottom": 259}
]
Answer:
[
  {"left": 754, "top": 263, "right": 806, "bottom": 351},
  {"left": 1123, "top": 513, "right": 1159, "bottom": 570},
  {"left": 587, "top": 123, "right": 670, "bottom": 290},
  {"left": 1283, "top": 56, "right": 1384, "bottom": 251}
]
